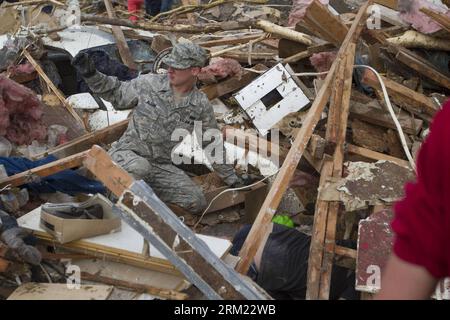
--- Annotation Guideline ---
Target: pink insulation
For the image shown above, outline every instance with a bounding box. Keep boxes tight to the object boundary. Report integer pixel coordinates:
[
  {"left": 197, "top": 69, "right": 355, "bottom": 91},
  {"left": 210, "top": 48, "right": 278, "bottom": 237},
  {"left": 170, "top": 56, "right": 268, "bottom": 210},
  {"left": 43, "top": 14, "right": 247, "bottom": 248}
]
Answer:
[
  {"left": 310, "top": 51, "right": 337, "bottom": 78},
  {"left": 288, "top": 0, "right": 329, "bottom": 27},
  {"left": 0, "top": 75, "right": 47, "bottom": 145},
  {"left": 398, "top": 0, "right": 450, "bottom": 34},
  {"left": 8, "top": 62, "right": 36, "bottom": 76},
  {"left": 198, "top": 58, "right": 242, "bottom": 84}
]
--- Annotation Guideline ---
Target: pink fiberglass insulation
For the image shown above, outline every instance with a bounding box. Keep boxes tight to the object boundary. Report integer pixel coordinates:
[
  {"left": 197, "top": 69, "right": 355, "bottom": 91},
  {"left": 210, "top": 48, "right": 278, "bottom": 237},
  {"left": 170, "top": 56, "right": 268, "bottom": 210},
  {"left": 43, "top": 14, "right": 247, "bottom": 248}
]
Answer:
[
  {"left": 288, "top": 0, "right": 329, "bottom": 27},
  {"left": 198, "top": 58, "right": 242, "bottom": 84},
  {"left": 310, "top": 51, "right": 337, "bottom": 78},
  {"left": 0, "top": 75, "right": 47, "bottom": 145},
  {"left": 398, "top": 0, "right": 450, "bottom": 34},
  {"left": 8, "top": 62, "right": 36, "bottom": 76}
]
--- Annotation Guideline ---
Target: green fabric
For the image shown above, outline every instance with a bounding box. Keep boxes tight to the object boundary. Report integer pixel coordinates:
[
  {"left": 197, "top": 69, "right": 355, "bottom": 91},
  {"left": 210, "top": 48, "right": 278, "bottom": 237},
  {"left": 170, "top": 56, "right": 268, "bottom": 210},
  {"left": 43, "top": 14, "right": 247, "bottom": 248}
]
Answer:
[{"left": 272, "top": 215, "right": 294, "bottom": 228}]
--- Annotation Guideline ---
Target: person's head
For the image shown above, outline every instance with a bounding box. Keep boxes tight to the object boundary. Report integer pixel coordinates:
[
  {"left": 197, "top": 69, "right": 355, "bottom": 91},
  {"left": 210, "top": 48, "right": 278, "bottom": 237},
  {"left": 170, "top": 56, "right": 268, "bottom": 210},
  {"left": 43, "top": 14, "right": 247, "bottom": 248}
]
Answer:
[{"left": 162, "top": 42, "right": 208, "bottom": 88}]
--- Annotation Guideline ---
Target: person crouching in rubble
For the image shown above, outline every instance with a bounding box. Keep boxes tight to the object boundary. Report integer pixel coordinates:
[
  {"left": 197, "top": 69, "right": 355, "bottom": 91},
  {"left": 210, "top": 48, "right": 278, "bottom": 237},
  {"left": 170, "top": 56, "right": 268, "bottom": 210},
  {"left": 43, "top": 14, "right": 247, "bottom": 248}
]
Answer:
[{"left": 71, "top": 42, "right": 247, "bottom": 214}]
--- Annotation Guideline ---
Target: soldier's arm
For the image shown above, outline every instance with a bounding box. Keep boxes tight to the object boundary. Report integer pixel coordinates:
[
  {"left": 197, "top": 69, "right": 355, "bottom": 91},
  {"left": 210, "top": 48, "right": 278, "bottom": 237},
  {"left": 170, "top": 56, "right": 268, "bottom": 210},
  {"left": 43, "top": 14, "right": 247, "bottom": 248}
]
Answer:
[
  {"left": 83, "top": 71, "right": 150, "bottom": 110},
  {"left": 199, "top": 96, "right": 240, "bottom": 186}
]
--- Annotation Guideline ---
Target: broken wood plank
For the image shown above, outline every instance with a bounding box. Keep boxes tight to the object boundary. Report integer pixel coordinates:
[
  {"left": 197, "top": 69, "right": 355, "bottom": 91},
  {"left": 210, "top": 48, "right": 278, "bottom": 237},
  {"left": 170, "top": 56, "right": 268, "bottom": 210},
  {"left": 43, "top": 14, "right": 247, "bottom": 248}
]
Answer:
[
  {"left": 0, "top": 257, "right": 11, "bottom": 273},
  {"left": 0, "top": 150, "right": 88, "bottom": 189},
  {"left": 103, "top": 0, "right": 138, "bottom": 70},
  {"left": 307, "top": 134, "right": 326, "bottom": 159},
  {"left": 255, "top": 20, "right": 314, "bottom": 46},
  {"left": 318, "top": 42, "right": 357, "bottom": 300},
  {"left": 394, "top": 49, "right": 450, "bottom": 90},
  {"left": 2, "top": 0, "right": 64, "bottom": 7},
  {"left": 35, "top": 119, "right": 129, "bottom": 159},
  {"left": 200, "top": 64, "right": 267, "bottom": 100},
  {"left": 387, "top": 30, "right": 450, "bottom": 51},
  {"left": 306, "top": 157, "right": 333, "bottom": 300},
  {"left": 334, "top": 245, "right": 357, "bottom": 259},
  {"left": 81, "top": 271, "right": 188, "bottom": 300},
  {"left": 362, "top": 73, "right": 438, "bottom": 118},
  {"left": 373, "top": 0, "right": 397, "bottom": 10},
  {"left": 23, "top": 50, "right": 86, "bottom": 130},
  {"left": 420, "top": 7, "right": 450, "bottom": 33},
  {"left": 350, "top": 100, "right": 423, "bottom": 135},
  {"left": 301, "top": 0, "right": 349, "bottom": 46},
  {"left": 83, "top": 145, "right": 133, "bottom": 197},
  {"left": 347, "top": 143, "right": 410, "bottom": 167},
  {"left": 235, "top": 1, "right": 372, "bottom": 275},
  {"left": 198, "top": 34, "right": 263, "bottom": 47}
]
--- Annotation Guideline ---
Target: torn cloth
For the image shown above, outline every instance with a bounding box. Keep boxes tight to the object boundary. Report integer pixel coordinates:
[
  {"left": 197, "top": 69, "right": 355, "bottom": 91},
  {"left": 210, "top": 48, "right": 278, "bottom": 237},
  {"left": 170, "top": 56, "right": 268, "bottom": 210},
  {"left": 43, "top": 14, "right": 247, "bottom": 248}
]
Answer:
[{"left": 0, "top": 155, "right": 106, "bottom": 195}]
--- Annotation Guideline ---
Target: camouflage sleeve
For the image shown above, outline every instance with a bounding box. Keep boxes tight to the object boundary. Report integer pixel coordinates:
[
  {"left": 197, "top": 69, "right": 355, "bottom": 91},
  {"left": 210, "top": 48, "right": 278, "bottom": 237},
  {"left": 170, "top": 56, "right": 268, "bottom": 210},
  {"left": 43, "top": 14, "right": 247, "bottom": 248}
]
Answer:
[
  {"left": 199, "top": 95, "right": 240, "bottom": 186},
  {"left": 83, "top": 71, "right": 150, "bottom": 110}
]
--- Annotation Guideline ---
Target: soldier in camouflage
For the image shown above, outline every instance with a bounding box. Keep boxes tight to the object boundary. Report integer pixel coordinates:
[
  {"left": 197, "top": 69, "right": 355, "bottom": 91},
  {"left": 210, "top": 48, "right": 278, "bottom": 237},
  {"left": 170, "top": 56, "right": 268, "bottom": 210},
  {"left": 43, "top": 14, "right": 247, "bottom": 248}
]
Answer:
[{"left": 72, "top": 42, "right": 244, "bottom": 214}]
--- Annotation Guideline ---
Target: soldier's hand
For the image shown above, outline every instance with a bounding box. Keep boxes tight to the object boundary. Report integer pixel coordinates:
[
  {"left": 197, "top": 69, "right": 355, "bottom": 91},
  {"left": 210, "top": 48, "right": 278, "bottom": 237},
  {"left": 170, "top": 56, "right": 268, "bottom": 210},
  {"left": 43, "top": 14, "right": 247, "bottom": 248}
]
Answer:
[{"left": 71, "top": 52, "right": 96, "bottom": 78}]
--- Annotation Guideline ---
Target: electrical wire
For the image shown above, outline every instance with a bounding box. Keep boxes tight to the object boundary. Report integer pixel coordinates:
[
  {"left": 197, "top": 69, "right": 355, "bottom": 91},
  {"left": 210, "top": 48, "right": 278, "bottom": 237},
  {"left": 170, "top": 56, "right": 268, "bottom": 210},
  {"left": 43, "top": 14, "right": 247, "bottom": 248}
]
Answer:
[{"left": 193, "top": 169, "right": 280, "bottom": 229}]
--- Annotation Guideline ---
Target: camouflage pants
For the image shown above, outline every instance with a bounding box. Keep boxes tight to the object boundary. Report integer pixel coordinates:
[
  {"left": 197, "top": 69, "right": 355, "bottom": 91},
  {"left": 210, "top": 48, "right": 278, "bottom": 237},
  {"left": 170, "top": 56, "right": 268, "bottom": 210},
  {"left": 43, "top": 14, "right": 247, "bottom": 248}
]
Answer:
[{"left": 109, "top": 149, "right": 207, "bottom": 214}]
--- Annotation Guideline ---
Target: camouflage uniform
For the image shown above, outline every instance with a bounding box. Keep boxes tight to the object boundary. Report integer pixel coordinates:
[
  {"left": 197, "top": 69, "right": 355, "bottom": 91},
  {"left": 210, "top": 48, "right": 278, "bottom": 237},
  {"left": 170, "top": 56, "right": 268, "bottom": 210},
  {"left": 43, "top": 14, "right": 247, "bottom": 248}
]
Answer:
[{"left": 82, "top": 43, "right": 239, "bottom": 213}]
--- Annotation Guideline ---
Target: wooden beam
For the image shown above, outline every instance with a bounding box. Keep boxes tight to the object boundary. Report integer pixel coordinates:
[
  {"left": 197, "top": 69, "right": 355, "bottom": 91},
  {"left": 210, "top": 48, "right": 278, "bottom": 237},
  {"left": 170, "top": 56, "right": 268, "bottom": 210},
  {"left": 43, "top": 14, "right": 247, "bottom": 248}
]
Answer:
[
  {"left": 199, "top": 35, "right": 263, "bottom": 48},
  {"left": 362, "top": 73, "right": 438, "bottom": 118},
  {"left": 81, "top": 271, "right": 188, "bottom": 300},
  {"left": 301, "top": 0, "right": 349, "bottom": 46},
  {"left": 82, "top": 145, "right": 133, "bottom": 197},
  {"left": 235, "top": 1, "right": 372, "bottom": 275},
  {"left": 347, "top": 143, "right": 410, "bottom": 168},
  {"left": 255, "top": 20, "right": 314, "bottom": 46},
  {"left": 334, "top": 245, "right": 357, "bottom": 259},
  {"left": 0, "top": 150, "right": 88, "bottom": 189},
  {"left": 350, "top": 100, "right": 423, "bottom": 135},
  {"left": 103, "top": 0, "right": 138, "bottom": 70},
  {"left": 420, "top": 7, "right": 450, "bottom": 33},
  {"left": 35, "top": 119, "right": 129, "bottom": 159},
  {"left": 318, "top": 42, "right": 357, "bottom": 300},
  {"left": 23, "top": 50, "right": 86, "bottom": 130},
  {"left": 394, "top": 49, "right": 450, "bottom": 90}
]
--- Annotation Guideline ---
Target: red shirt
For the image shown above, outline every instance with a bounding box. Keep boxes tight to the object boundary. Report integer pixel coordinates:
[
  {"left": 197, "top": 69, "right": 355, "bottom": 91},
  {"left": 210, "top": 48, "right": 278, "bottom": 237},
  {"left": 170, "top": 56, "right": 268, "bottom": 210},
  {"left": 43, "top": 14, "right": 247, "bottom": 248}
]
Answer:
[{"left": 392, "top": 100, "right": 450, "bottom": 279}]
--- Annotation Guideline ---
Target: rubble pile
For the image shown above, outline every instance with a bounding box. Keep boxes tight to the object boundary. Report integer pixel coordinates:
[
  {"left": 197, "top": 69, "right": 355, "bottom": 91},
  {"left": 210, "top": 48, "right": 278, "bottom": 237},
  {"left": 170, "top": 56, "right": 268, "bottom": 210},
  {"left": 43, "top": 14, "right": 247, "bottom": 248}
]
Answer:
[{"left": 0, "top": 0, "right": 448, "bottom": 300}]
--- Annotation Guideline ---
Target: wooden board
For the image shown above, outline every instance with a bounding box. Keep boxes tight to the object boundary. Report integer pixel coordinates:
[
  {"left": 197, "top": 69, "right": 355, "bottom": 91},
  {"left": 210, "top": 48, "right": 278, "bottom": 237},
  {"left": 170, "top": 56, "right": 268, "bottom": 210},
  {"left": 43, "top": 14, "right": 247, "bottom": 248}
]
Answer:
[{"left": 8, "top": 283, "right": 113, "bottom": 300}]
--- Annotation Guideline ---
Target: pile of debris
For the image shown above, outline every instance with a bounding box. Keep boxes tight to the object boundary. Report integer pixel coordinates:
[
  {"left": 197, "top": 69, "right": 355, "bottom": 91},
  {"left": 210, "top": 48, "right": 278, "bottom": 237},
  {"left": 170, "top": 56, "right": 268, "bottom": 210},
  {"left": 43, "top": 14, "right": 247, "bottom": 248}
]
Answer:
[{"left": 0, "top": 0, "right": 449, "bottom": 300}]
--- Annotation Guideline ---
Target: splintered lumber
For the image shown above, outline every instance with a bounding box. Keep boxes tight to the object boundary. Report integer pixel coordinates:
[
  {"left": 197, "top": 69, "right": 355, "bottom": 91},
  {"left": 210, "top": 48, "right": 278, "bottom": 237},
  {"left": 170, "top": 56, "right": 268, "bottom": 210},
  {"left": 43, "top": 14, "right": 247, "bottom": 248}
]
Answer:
[
  {"left": 254, "top": 20, "right": 314, "bottom": 46},
  {"left": 198, "top": 34, "right": 263, "bottom": 47},
  {"left": 420, "top": 7, "right": 450, "bottom": 33},
  {"left": 23, "top": 50, "right": 86, "bottom": 130},
  {"left": 387, "top": 30, "right": 450, "bottom": 51},
  {"left": 103, "top": 0, "right": 137, "bottom": 70},
  {"left": 362, "top": 73, "right": 439, "bottom": 117},
  {"left": 346, "top": 143, "right": 410, "bottom": 168},
  {"left": 394, "top": 50, "right": 450, "bottom": 90},
  {"left": 81, "top": 15, "right": 252, "bottom": 33},
  {"left": 315, "top": 42, "right": 357, "bottom": 300},
  {"left": 81, "top": 271, "right": 188, "bottom": 300},
  {"left": 36, "top": 119, "right": 129, "bottom": 159},
  {"left": 350, "top": 101, "right": 423, "bottom": 135},
  {"left": 2, "top": 0, "right": 64, "bottom": 7},
  {"left": 301, "top": 0, "right": 349, "bottom": 46},
  {"left": 235, "top": 1, "right": 372, "bottom": 275},
  {"left": 370, "top": 31, "right": 450, "bottom": 90},
  {"left": 0, "top": 150, "right": 88, "bottom": 189}
]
